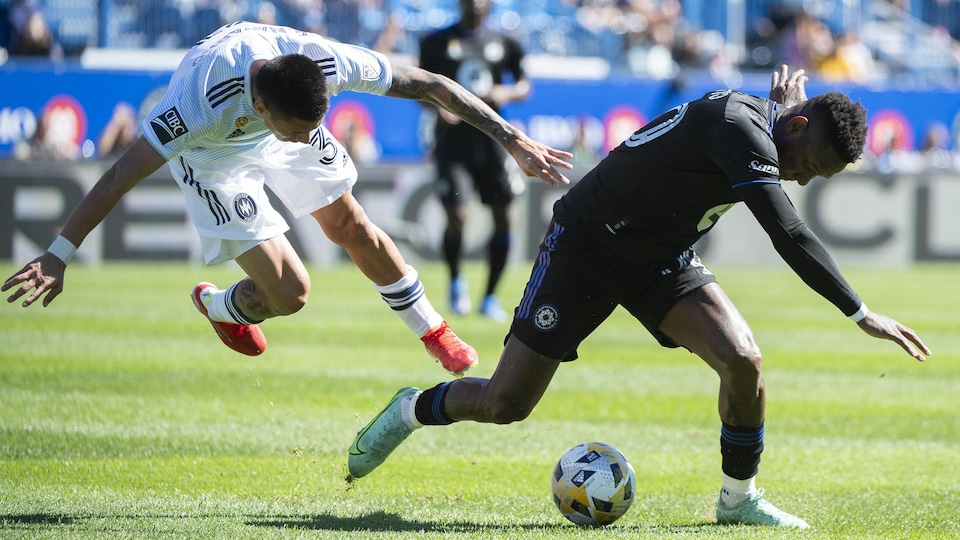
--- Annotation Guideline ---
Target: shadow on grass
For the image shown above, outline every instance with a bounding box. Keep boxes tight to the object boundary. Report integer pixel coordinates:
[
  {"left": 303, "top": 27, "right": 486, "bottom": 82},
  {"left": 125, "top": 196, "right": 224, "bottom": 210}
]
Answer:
[
  {"left": 1, "top": 514, "right": 75, "bottom": 525},
  {"left": 250, "top": 511, "right": 718, "bottom": 533}
]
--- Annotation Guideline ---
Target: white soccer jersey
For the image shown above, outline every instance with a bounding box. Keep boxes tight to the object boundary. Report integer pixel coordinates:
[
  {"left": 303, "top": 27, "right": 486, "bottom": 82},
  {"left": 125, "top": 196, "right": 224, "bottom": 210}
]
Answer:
[
  {"left": 137, "top": 22, "right": 395, "bottom": 265},
  {"left": 141, "top": 21, "right": 393, "bottom": 163}
]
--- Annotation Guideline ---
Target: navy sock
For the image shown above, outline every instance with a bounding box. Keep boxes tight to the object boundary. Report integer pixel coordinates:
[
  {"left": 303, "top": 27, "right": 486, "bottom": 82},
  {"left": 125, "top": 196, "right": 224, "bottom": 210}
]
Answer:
[
  {"left": 414, "top": 382, "right": 455, "bottom": 426},
  {"left": 442, "top": 232, "right": 462, "bottom": 278},
  {"left": 719, "top": 422, "right": 764, "bottom": 480},
  {"left": 485, "top": 232, "right": 510, "bottom": 296}
]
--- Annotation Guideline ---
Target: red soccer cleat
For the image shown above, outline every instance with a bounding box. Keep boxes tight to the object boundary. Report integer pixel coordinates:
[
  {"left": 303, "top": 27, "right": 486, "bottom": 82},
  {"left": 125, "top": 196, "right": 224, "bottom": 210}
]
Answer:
[
  {"left": 421, "top": 321, "right": 478, "bottom": 376},
  {"left": 191, "top": 282, "right": 267, "bottom": 356}
]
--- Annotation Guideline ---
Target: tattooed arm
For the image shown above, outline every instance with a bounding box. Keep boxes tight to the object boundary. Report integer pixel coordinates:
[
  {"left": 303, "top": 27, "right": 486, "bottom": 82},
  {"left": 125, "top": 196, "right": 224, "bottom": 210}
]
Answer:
[{"left": 386, "top": 62, "right": 572, "bottom": 187}]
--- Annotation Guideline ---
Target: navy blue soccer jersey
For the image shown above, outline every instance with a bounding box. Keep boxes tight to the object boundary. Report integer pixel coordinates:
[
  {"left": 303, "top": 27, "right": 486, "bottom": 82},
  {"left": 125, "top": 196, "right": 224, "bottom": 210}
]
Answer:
[
  {"left": 419, "top": 23, "right": 525, "bottom": 161},
  {"left": 554, "top": 90, "right": 862, "bottom": 316},
  {"left": 557, "top": 90, "right": 780, "bottom": 263}
]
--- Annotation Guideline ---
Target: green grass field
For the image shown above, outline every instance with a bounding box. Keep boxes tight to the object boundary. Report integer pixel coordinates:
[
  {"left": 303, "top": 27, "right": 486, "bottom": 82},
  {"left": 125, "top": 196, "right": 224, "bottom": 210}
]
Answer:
[{"left": 1, "top": 261, "right": 957, "bottom": 539}]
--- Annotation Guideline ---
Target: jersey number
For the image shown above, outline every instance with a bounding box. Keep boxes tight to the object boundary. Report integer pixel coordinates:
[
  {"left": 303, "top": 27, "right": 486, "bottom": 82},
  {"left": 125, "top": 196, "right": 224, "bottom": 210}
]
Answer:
[
  {"left": 624, "top": 102, "right": 688, "bottom": 147},
  {"left": 696, "top": 203, "right": 736, "bottom": 232},
  {"left": 311, "top": 127, "right": 339, "bottom": 165}
]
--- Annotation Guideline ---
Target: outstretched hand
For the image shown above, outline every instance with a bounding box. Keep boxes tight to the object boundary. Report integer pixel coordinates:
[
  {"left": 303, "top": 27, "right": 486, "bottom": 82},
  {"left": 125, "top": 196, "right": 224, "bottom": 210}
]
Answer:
[
  {"left": 506, "top": 133, "right": 574, "bottom": 188},
  {"left": 2, "top": 253, "right": 66, "bottom": 308},
  {"left": 769, "top": 64, "right": 808, "bottom": 107},
  {"left": 857, "top": 312, "right": 931, "bottom": 362}
]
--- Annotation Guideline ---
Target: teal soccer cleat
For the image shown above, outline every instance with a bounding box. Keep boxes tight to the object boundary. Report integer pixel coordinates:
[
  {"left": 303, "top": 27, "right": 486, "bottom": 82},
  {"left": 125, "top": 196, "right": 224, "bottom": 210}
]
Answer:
[
  {"left": 716, "top": 489, "right": 810, "bottom": 528},
  {"left": 348, "top": 387, "right": 421, "bottom": 479}
]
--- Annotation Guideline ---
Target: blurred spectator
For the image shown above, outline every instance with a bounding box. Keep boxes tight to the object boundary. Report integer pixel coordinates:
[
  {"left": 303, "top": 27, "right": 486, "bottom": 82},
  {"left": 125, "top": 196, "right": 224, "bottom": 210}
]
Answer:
[
  {"left": 7, "top": 0, "right": 62, "bottom": 60},
  {"left": 818, "top": 30, "right": 877, "bottom": 84},
  {"left": 254, "top": 1, "right": 279, "bottom": 26},
  {"left": 779, "top": 8, "right": 834, "bottom": 71},
  {"left": 919, "top": 121, "right": 953, "bottom": 170},
  {"left": 97, "top": 102, "right": 139, "bottom": 159}
]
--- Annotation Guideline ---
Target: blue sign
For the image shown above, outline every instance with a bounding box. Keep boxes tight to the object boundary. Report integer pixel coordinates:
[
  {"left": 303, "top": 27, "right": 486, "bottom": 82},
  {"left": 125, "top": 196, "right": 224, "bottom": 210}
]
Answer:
[{"left": 0, "top": 61, "right": 958, "bottom": 162}]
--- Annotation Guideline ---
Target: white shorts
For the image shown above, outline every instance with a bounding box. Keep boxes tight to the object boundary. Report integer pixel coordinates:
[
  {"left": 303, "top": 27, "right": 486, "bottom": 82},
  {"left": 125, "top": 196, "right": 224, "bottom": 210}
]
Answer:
[{"left": 168, "top": 126, "right": 358, "bottom": 265}]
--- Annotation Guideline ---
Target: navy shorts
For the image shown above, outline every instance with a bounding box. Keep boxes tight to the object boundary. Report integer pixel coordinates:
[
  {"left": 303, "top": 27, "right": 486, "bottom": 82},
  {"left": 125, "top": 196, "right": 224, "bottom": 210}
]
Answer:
[
  {"left": 509, "top": 219, "right": 717, "bottom": 360},
  {"left": 435, "top": 147, "right": 513, "bottom": 206}
]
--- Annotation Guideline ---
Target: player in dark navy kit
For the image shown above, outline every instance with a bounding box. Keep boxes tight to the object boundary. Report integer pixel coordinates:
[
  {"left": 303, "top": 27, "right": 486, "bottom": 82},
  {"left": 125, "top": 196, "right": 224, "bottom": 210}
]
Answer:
[
  {"left": 419, "top": 0, "right": 531, "bottom": 322},
  {"left": 348, "top": 65, "right": 932, "bottom": 528}
]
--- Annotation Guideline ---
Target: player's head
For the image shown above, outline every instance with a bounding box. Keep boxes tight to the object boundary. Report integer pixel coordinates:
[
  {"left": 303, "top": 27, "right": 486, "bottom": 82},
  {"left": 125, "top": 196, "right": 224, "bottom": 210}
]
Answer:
[
  {"left": 255, "top": 54, "right": 330, "bottom": 142},
  {"left": 776, "top": 91, "right": 867, "bottom": 185},
  {"left": 804, "top": 92, "right": 867, "bottom": 164},
  {"left": 459, "top": 0, "right": 491, "bottom": 27}
]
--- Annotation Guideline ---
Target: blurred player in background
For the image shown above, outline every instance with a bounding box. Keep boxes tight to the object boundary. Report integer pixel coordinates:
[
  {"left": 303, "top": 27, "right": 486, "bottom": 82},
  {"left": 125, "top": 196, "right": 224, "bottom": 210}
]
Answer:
[
  {"left": 420, "top": 0, "right": 531, "bottom": 322},
  {"left": 2, "top": 21, "right": 572, "bottom": 376},
  {"left": 347, "top": 66, "right": 931, "bottom": 528}
]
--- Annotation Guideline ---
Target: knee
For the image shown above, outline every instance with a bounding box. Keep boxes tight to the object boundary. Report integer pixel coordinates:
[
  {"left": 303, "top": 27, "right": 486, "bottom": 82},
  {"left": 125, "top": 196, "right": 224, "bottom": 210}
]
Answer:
[
  {"left": 271, "top": 280, "right": 309, "bottom": 316},
  {"left": 716, "top": 341, "right": 764, "bottom": 385},
  {"left": 481, "top": 396, "right": 534, "bottom": 425}
]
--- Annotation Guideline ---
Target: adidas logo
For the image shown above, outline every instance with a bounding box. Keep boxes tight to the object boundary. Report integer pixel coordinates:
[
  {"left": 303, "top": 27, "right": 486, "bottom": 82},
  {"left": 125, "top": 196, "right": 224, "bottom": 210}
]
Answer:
[{"left": 226, "top": 128, "right": 246, "bottom": 139}]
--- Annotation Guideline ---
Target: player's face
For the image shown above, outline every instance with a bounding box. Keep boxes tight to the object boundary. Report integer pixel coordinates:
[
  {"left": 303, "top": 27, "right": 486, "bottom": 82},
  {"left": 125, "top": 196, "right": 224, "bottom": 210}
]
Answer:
[
  {"left": 263, "top": 113, "right": 320, "bottom": 144},
  {"left": 779, "top": 125, "right": 848, "bottom": 186},
  {"left": 460, "top": 0, "right": 490, "bottom": 21}
]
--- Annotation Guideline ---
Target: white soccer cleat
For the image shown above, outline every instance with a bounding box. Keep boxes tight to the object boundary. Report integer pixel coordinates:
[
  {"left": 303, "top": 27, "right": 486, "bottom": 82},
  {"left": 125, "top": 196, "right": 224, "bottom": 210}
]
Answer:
[
  {"left": 716, "top": 488, "right": 810, "bottom": 528},
  {"left": 347, "top": 387, "right": 420, "bottom": 479}
]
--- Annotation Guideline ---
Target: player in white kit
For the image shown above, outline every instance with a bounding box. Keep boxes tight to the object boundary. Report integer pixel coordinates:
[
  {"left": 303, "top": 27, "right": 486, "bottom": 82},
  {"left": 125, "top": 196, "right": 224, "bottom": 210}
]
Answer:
[{"left": 2, "top": 22, "right": 573, "bottom": 375}]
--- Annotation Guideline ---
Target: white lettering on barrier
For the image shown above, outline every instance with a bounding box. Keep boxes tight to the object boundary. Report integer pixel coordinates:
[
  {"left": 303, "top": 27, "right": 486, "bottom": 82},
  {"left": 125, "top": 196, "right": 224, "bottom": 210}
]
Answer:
[
  {"left": 3, "top": 161, "right": 960, "bottom": 265},
  {"left": 0, "top": 107, "right": 37, "bottom": 144}
]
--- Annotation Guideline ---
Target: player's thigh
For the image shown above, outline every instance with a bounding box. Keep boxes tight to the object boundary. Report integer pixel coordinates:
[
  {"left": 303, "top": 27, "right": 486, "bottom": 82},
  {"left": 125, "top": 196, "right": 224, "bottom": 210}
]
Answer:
[
  {"left": 475, "top": 163, "right": 514, "bottom": 207},
  {"left": 435, "top": 161, "right": 474, "bottom": 207},
  {"left": 234, "top": 234, "right": 311, "bottom": 302},
  {"left": 657, "top": 282, "right": 759, "bottom": 374},
  {"left": 510, "top": 221, "right": 623, "bottom": 361}
]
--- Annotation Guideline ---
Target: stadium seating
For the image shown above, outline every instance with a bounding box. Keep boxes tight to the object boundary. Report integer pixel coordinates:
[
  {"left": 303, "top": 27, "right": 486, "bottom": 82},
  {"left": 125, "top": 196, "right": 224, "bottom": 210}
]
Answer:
[{"left": 0, "top": 0, "right": 956, "bottom": 81}]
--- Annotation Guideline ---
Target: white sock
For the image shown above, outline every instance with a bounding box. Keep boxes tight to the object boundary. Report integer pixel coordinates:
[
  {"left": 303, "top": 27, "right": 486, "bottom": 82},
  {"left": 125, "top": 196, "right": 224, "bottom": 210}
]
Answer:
[
  {"left": 400, "top": 392, "right": 423, "bottom": 430},
  {"left": 202, "top": 285, "right": 236, "bottom": 323},
  {"left": 720, "top": 474, "right": 757, "bottom": 507},
  {"left": 375, "top": 266, "right": 444, "bottom": 337},
  {"left": 203, "top": 283, "right": 260, "bottom": 325}
]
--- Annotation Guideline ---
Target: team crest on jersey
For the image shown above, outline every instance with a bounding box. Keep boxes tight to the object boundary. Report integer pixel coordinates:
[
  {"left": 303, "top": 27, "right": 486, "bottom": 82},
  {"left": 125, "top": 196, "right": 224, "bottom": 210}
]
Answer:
[
  {"left": 361, "top": 59, "right": 382, "bottom": 80},
  {"left": 150, "top": 107, "right": 189, "bottom": 144},
  {"left": 233, "top": 193, "right": 258, "bottom": 222},
  {"left": 534, "top": 304, "right": 559, "bottom": 331}
]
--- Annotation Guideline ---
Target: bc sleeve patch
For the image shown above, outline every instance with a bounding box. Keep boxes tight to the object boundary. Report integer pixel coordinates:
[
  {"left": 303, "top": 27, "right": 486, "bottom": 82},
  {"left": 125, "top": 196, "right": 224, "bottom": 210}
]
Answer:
[{"left": 150, "top": 107, "right": 190, "bottom": 144}]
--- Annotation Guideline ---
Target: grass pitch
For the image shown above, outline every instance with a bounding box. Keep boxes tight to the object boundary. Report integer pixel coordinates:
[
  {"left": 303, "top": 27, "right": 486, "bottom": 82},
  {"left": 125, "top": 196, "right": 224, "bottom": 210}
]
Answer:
[{"left": 1, "top": 261, "right": 957, "bottom": 539}]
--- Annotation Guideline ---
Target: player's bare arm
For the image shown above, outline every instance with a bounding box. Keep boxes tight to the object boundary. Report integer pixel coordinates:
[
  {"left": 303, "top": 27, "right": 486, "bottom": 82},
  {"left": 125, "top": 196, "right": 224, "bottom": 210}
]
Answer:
[
  {"left": 386, "top": 62, "right": 572, "bottom": 187},
  {"left": 856, "top": 311, "right": 931, "bottom": 362},
  {"left": 2, "top": 136, "right": 166, "bottom": 308},
  {"left": 769, "top": 64, "right": 808, "bottom": 107}
]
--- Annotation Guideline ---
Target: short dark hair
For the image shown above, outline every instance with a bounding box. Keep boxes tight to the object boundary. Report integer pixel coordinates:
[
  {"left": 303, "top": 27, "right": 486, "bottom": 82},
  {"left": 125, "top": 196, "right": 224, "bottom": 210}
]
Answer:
[
  {"left": 805, "top": 91, "right": 867, "bottom": 163},
  {"left": 256, "top": 54, "right": 329, "bottom": 122}
]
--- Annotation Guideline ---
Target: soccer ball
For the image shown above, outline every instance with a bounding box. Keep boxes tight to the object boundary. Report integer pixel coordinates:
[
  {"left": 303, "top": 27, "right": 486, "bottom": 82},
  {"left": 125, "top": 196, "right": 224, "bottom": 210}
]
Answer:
[{"left": 551, "top": 442, "right": 636, "bottom": 526}]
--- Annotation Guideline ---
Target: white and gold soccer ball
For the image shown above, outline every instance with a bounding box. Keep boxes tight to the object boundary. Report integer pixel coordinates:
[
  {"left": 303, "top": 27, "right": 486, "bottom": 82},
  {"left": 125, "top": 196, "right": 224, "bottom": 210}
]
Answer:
[{"left": 551, "top": 442, "right": 636, "bottom": 526}]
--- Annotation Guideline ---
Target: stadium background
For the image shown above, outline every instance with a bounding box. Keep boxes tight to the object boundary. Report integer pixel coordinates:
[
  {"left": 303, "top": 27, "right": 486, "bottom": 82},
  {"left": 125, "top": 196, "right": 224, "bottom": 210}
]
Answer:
[{"left": 1, "top": 0, "right": 959, "bottom": 267}]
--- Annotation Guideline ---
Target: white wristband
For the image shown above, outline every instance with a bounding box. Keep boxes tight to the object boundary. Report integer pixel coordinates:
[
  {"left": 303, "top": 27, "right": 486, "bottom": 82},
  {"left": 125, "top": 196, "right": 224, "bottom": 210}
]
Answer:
[
  {"left": 47, "top": 235, "right": 78, "bottom": 265},
  {"left": 848, "top": 302, "right": 869, "bottom": 323}
]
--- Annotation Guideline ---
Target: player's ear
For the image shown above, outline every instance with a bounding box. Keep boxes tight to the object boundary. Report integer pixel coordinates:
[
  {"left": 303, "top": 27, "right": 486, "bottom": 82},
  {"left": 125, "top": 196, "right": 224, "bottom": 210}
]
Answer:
[
  {"left": 253, "top": 97, "right": 268, "bottom": 115},
  {"left": 786, "top": 115, "right": 809, "bottom": 135}
]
